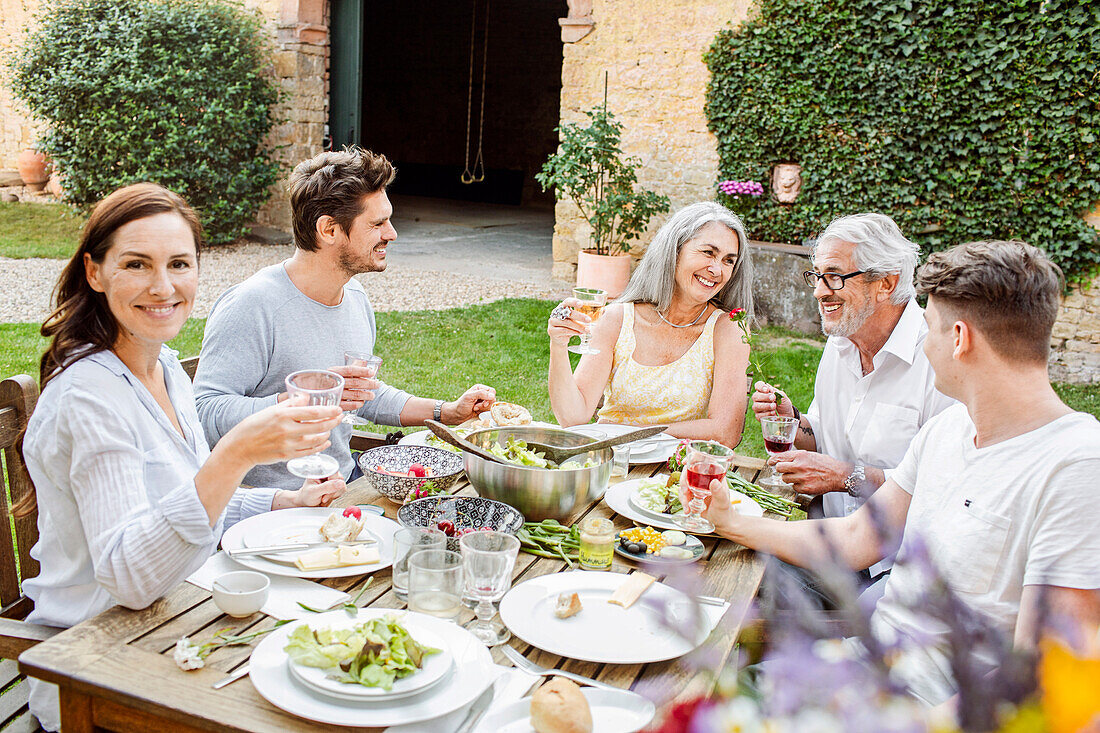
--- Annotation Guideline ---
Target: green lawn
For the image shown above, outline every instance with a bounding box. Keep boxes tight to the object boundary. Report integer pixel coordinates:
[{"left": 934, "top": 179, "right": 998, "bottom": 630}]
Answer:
[
  {"left": 0, "top": 201, "right": 83, "bottom": 259},
  {"left": 2, "top": 298, "right": 1095, "bottom": 460}
]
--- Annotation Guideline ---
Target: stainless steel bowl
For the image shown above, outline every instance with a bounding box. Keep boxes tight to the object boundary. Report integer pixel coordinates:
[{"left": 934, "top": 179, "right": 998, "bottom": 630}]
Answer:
[{"left": 462, "top": 426, "right": 612, "bottom": 521}]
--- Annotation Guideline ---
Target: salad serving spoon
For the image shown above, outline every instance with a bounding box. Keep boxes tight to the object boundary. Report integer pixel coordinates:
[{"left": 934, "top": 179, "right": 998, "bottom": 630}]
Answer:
[{"left": 520, "top": 425, "right": 669, "bottom": 465}]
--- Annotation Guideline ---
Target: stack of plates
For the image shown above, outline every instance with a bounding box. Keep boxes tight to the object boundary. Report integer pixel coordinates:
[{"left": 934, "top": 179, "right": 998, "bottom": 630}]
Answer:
[
  {"left": 603, "top": 475, "right": 763, "bottom": 533},
  {"left": 249, "top": 609, "right": 498, "bottom": 726}
]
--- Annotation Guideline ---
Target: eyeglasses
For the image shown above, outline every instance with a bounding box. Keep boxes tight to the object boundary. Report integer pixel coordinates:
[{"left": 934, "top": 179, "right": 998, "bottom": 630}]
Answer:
[{"left": 802, "top": 270, "right": 865, "bottom": 291}]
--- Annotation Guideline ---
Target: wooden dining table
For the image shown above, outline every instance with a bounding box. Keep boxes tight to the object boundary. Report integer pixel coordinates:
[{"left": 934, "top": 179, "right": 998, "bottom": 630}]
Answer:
[{"left": 19, "top": 452, "right": 786, "bottom": 732}]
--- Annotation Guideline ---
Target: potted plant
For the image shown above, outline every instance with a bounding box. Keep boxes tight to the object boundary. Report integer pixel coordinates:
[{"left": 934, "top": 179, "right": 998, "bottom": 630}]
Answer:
[
  {"left": 537, "top": 106, "right": 669, "bottom": 296},
  {"left": 16, "top": 149, "right": 49, "bottom": 192}
]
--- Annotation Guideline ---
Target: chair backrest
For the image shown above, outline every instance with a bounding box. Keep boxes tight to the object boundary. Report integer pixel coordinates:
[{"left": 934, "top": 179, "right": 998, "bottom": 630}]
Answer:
[
  {"left": 0, "top": 376, "right": 39, "bottom": 619},
  {"left": 180, "top": 355, "right": 199, "bottom": 381}
]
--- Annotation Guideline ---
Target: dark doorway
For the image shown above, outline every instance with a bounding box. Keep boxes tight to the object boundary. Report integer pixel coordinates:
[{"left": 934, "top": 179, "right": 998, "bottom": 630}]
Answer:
[{"left": 334, "top": 0, "right": 565, "bottom": 206}]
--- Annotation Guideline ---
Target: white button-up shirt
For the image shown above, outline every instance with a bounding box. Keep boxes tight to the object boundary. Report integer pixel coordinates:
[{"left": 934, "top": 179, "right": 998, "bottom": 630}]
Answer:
[
  {"left": 22, "top": 347, "right": 278, "bottom": 732},
  {"left": 805, "top": 299, "right": 956, "bottom": 576}
]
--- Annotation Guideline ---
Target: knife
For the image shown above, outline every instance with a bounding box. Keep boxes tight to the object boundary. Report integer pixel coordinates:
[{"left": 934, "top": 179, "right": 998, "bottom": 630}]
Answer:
[
  {"left": 211, "top": 664, "right": 250, "bottom": 689},
  {"left": 456, "top": 684, "right": 496, "bottom": 733},
  {"left": 226, "top": 538, "right": 377, "bottom": 558}
]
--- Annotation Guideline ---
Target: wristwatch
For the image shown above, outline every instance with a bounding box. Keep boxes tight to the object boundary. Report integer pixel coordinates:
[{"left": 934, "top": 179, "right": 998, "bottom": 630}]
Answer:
[
  {"left": 433, "top": 400, "right": 444, "bottom": 422},
  {"left": 843, "top": 464, "right": 866, "bottom": 498}
]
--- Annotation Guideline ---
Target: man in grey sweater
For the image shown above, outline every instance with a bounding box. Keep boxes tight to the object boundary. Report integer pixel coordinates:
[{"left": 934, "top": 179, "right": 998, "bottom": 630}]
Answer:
[{"left": 194, "top": 148, "right": 496, "bottom": 489}]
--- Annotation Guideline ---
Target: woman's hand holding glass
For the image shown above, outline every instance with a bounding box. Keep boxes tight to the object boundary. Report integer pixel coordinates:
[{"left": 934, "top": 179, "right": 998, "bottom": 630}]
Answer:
[
  {"left": 220, "top": 393, "right": 341, "bottom": 470},
  {"left": 547, "top": 297, "right": 591, "bottom": 348}
]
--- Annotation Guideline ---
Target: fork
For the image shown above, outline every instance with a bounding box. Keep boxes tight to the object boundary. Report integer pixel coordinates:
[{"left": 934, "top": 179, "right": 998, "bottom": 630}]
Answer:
[{"left": 500, "top": 645, "right": 619, "bottom": 692}]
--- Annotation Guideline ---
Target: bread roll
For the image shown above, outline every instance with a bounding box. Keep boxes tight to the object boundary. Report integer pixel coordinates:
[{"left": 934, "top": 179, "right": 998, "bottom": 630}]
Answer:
[{"left": 530, "top": 677, "right": 592, "bottom": 733}]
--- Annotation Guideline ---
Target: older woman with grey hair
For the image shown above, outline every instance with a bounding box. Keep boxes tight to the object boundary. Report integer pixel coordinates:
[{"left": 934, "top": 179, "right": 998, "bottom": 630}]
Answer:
[{"left": 547, "top": 201, "right": 754, "bottom": 448}]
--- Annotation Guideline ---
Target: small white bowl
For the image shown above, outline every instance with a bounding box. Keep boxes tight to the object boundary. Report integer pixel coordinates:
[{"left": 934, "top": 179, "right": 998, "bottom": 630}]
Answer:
[{"left": 211, "top": 571, "right": 269, "bottom": 618}]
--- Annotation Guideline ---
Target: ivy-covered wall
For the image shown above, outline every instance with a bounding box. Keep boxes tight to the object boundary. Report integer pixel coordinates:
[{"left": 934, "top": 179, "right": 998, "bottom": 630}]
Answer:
[{"left": 705, "top": 0, "right": 1100, "bottom": 286}]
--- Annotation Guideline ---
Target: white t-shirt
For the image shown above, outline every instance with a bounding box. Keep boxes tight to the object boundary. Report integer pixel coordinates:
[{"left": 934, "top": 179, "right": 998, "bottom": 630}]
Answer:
[
  {"left": 871, "top": 403, "right": 1100, "bottom": 705},
  {"left": 805, "top": 299, "right": 955, "bottom": 576}
]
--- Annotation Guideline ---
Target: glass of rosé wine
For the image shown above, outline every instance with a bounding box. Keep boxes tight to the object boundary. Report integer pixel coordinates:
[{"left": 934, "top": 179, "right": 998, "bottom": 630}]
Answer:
[
  {"left": 675, "top": 440, "right": 735, "bottom": 534},
  {"left": 567, "top": 287, "right": 607, "bottom": 355},
  {"left": 760, "top": 415, "right": 799, "bottom": 488}
]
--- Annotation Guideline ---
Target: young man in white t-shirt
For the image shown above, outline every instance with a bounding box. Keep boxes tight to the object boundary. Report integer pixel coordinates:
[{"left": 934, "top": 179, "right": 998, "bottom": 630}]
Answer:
[{"left": 699, "top": 240, "right": 1100, "bottom": 706}]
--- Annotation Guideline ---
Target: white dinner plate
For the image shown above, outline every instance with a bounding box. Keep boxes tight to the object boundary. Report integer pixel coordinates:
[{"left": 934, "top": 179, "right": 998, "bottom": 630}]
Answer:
[
  {"left": 499, "top": 571, "right": 710, "bottom": 664},
  {"left": 603, "top": 478, "right": 763, "bottom": 534},
  {"left": 221, "top": 508, "right": 399, "bottom": 578},
  {"left": 565, "top": 424, "right": 680, "bottom": 465},
  {"left": 479, "top": 687, "right": 656, "bottom": 732},
  {"left": 241, "top": 514, "right": 382, "bottom": 564},
  {"left": 286, "top": 616, "right": 453, "bottom": 701},
  {"left": 250, "top": 608, "right": 498, "bottom": 727}
]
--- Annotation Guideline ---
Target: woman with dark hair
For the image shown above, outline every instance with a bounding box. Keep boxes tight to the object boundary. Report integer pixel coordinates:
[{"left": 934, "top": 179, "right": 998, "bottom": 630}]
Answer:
[
  {"left": 547, "top": 202, "right": 754, "bottom": 448},
  {"left": 17, "top": 183, "right": 344, "bottom": 731}
]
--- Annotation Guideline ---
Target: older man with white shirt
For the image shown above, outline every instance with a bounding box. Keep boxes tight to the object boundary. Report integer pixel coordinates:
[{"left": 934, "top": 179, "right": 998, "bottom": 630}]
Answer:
[{"left": 753, "top": 213, "right": 954, "bottom": 599}]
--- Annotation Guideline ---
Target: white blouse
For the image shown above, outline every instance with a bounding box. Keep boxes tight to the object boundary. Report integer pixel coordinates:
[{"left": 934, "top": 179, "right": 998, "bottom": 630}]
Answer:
[{"left": 22, "top": 346, "right": 277, "bottom": 731}]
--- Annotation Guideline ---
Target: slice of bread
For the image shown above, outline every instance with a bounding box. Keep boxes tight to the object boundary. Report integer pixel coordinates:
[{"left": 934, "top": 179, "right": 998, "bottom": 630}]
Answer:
[{"left": 553, "top": 592, "right": 583, "bottom": 619}]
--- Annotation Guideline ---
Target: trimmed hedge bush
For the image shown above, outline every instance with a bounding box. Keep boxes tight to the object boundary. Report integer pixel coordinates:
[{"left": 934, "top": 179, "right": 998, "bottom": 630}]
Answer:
[
  {"left": 705, "top": 0, "right": 1100, "bottom": 284},
  {"left": 11, "top": 0, "right": 282, "bottom": 245}
]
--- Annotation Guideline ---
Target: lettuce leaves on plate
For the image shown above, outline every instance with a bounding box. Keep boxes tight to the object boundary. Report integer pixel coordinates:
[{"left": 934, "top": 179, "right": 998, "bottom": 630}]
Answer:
[
  {"left": 284, "top": 615, "right": 440, "bottom": 690},
  {"left": 635, "top": 476, "right": 684, "bottom": 516}
]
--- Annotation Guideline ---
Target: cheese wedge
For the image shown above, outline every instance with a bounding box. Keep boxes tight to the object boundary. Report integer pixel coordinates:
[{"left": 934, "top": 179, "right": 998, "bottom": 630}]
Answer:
[
  {"left": 607, "top": 572, "right": 656, "bottom": 609},
  {"left": 294, "top": 545, "right": 381, "bottom": 572}
]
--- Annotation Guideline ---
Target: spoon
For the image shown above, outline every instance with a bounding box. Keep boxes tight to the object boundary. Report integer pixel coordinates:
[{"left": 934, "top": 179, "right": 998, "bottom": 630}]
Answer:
[
  {"left": 521, "top": 425, "right": 669, "bottom": 465},
  {"left": 424, "top": 420, "right": 509, "bottom": 465}
]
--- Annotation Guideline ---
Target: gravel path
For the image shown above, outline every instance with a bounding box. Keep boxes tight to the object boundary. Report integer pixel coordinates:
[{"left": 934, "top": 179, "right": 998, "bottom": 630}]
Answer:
[{"left": 0, "top": 241, "right": 570, "bottom": 323}]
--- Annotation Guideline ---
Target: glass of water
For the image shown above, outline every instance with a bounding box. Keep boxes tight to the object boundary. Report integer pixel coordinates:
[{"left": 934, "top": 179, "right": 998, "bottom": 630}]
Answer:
[
  {"left": 283, "top": 369, "right": 344, "bottom": 479},
  {"left": 391, "top": 528, "right": 446, "bottom": 601},
  {"left": 460, "top": 531, "right": 520, "bottom": 645},
  {"left": 341, "top": 351, "right": 383, "bottom": 426},
  {"left": 609, "top": 444, "right": 631, "bottom": 485},
  {"left": 407, "top": 549, "right": 464, "bottom": 622}
]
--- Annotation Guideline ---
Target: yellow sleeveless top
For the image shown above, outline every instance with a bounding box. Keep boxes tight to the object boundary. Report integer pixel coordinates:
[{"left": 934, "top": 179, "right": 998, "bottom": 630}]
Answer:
[{"left": 597, "top": 303, "right": 720, "bottom": 425}]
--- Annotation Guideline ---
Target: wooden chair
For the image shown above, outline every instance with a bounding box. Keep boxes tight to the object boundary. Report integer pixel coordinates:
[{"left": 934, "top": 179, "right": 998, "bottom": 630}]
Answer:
[
  {"left": 178, "top": 355, "right": 390, "bottom": 452},
  {"left": 0, "top": 376, "right": 57, "bottom": 732}
]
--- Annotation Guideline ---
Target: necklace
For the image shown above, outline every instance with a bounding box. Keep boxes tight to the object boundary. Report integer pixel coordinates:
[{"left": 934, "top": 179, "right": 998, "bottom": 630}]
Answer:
[{"left": 655, "top": 304, "right": 709, "bottom": 328}]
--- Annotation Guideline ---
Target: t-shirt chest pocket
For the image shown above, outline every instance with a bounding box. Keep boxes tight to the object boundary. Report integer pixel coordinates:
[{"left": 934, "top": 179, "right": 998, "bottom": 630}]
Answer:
[{"left": 929, "top": 501, "right": 1012, "bottom": 595}]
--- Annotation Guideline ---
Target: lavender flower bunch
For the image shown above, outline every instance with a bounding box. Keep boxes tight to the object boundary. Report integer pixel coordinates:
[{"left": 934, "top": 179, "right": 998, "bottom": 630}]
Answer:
[{"left": 718, "top": 179, "right": 765, "bottom": 198}]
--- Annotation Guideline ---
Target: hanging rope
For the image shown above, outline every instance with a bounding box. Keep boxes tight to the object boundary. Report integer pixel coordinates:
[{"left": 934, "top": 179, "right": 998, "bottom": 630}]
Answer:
[{"left": 461, "top": 0, "right": 489, "bottom": 184}]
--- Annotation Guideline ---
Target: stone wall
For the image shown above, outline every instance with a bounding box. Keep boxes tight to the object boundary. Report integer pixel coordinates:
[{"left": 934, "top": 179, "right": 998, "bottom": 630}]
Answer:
[
  {"left": 0, "top": 0, "right": 40, "bottom": 168},
  {"left": 551, "top": 0, "right": 752, "bottom": 280}
]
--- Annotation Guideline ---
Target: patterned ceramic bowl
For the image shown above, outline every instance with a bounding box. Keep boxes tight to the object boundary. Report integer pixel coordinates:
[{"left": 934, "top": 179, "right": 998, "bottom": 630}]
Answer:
[
  {"left": 397, "top": 496, "right": 525, "bottom": 552},
  {"left": 356, "top": 445, "right": 464, "bottom": 503}
]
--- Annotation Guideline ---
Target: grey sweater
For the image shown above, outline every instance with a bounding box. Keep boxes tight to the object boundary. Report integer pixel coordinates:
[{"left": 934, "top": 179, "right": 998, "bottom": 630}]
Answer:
[{"left": 194, "top": 263, "right": 411, "bottom": 489}]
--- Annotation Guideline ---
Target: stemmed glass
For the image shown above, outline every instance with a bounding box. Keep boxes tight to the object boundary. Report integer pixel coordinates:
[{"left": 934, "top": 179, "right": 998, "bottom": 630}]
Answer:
[
  {"left": 675, "top": 440, "right": 734, "bottom": 534},
  {"left": 459, "top": 531, "right": 520, "bottom": 645},
  {"left": 283, "top": 369, "right": 344, "bottom": 479},
  {"left": 567, "top": 287, "right": 607, "bottom": 355},
  {"left": 340, "top": 350, "right": 383, "bottom": 426},
  {"left": 760, "top": 416, "right": 799, "bottom": 488}
]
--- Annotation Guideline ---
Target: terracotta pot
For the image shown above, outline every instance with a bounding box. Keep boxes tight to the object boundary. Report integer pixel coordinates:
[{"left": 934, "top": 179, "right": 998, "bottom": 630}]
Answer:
[
  {"left": 46, "top": 172, "right": 64, "bottom": 199},
  {"left": 577, "top": 249, "right": 632, "bottom": 298},
  {"left": 16, "top": 150, "right": 49, "bottom": 192}
]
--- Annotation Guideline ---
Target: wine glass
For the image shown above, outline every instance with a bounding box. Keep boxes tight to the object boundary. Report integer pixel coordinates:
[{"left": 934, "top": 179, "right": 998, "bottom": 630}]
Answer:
[
  {"left": 760, "top": 415, "right": 799, "bottom": 488},
  {"left": 459, "top": 531, "right": 520, "bottom": 645},
  {"left": 567, "top": 287, "right": 607, "bottom": 355},
  {"left": 675, "top": 440, "right": 734, "bottom": 534},
  {"left": 340, "top": 350, "right": 382, "bottom": 426},
  {"left": 283, "top": 369, "right": 344, "bottom": 479}
]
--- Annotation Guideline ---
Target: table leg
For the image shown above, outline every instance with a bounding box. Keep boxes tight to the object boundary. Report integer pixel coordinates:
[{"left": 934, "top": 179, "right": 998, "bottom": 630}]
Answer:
[{"left": 59, "top": 688, "right": 94, "bottom": 733}]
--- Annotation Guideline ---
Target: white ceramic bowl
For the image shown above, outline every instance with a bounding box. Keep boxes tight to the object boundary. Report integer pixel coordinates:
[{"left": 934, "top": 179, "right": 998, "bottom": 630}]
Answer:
[{"left": 211, "top": 570, "right": 270, "bottom": 617}]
